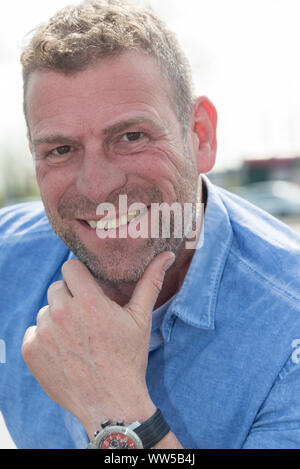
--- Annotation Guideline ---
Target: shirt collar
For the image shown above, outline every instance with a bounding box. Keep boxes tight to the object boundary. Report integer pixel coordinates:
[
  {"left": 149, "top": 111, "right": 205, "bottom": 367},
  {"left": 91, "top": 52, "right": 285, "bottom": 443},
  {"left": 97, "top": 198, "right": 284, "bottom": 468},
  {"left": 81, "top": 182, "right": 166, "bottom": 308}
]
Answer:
[{"left": 166, "top": 175, "right": 233, "bottom": 331}]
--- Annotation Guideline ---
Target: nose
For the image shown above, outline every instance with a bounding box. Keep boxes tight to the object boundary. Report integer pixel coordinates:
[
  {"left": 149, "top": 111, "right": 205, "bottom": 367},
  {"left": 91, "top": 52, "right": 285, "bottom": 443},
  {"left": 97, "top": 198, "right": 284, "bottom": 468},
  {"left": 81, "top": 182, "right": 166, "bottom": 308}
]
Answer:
[{"left": 75, "top": 146, "right": 126, "bottom": 203}]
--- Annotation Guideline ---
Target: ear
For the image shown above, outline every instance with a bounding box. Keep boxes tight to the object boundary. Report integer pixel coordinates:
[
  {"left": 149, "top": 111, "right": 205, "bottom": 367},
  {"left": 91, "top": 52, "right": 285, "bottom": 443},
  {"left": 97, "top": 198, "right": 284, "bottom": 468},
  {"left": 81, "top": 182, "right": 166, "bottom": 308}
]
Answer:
[{"left": 191, "top": 96, "right": 218, "bottom": 174}]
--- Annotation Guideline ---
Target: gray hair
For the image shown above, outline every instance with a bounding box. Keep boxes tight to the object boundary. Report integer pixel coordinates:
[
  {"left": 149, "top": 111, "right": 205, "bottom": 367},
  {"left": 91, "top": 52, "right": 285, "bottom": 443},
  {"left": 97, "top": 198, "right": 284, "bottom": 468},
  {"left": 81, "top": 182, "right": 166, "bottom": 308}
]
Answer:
[{"left": 21, "top": 0, "right": 195, "bottom": 134}]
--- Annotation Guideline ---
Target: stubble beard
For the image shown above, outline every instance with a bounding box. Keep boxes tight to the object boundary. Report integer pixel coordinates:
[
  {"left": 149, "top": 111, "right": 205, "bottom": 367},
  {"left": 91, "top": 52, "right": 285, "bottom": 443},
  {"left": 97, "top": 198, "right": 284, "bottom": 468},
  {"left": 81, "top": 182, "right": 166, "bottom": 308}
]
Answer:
[
  {"left": 57, "top": 226, "right": 180, "bottom": 285},
  {"left": 42, "top": 158, "right": 199, "bottom": 287}
]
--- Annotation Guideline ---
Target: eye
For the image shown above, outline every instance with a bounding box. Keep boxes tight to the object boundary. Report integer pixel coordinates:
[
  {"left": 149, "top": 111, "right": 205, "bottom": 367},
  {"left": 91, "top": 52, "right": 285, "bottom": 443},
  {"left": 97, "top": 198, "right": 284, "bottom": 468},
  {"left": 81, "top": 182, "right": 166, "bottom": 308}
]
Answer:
[
  {"left": 122, "top": 132, "right": 145, "bottom": 142},
  {"left": 52, "top": 145, "right": 72, "bottom": 155}
]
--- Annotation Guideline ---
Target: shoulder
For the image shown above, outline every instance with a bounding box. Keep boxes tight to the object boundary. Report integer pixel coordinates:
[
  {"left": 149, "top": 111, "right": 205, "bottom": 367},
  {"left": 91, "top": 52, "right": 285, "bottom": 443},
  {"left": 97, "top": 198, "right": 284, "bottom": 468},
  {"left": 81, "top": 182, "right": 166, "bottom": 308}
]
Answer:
[
  {"left": 0, "top": 202, "right": 69, "bottom": 302},
  {"left": 0, "top": 201, "right": 68, "bottom": 259},
  {"left": 0, "top": 201, "right": 53, "bottom": 239},
  {"left": 216, "top": 186, "right": 300, "bottom": 306}
]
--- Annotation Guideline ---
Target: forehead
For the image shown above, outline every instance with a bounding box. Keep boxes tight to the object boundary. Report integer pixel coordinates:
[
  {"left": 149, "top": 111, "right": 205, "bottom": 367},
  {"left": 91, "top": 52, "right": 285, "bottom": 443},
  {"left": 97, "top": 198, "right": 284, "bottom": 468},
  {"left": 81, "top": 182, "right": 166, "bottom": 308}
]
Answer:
[{"left": 26, "top": 51, "right": 178, "bottom": 137}]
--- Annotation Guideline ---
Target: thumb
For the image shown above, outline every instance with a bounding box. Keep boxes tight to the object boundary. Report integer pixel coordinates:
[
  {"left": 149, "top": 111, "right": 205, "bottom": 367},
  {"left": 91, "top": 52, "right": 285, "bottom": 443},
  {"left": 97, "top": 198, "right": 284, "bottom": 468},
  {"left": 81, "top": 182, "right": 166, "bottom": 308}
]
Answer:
[{"left": 126, "top": 252, "right": 175, "bottom": 325}]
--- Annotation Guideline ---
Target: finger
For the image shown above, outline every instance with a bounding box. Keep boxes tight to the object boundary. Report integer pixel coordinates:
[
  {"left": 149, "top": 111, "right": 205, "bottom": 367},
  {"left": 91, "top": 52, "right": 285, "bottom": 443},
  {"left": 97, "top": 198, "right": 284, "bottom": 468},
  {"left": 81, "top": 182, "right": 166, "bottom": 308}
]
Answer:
[
  {"left": 22, "top": 326, "right": 37, "bottom": 358},
  {"left": 127, "top": 252, "right": 175, "bottom": 324},
  {"left": 47, "top": 281, "right": 72, "bottom": 309},
  {"left": 36, "top": 305, "right": 50, "bottom": 327},
  {"left": 23, "top": 325, "right": 36, "bottom": 344},
  {"left": 61, "top": 259, "right": 106, "bottom": 300}
]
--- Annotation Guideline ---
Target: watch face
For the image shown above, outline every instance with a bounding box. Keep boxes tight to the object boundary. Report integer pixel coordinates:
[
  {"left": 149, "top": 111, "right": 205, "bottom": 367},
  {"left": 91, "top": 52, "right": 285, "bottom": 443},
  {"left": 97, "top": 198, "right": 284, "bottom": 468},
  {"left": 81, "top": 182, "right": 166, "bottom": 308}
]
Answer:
[
  {"left": 99, "top": 431, "right": 137, "bottom": 449},
  {"left": 96, "top": 426, "right": 143, "bottom": 449}
]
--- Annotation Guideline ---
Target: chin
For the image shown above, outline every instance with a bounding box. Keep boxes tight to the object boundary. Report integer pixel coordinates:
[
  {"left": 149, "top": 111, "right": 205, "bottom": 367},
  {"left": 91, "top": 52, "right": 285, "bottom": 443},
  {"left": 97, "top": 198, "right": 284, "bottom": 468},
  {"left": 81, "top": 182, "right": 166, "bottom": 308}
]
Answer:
[
  {"left": 87, "top": 237, "right": 180, "bottom": 285},
  {"left": 50, "top": 213, "right": 180, "bottom": 284},
  {"left": 93, "top": 263, "right": 147, "bottom": 285},
  {"left": 55, "top": 228, "right": 149, "bottom": 284}
]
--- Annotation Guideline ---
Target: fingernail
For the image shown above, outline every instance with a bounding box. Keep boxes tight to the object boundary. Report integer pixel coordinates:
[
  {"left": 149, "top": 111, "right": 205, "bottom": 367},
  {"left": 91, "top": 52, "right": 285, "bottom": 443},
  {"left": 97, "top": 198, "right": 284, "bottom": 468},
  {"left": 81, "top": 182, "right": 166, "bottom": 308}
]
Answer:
[{"left": 163, "top": 253, "right": 176, "bottom": 272}]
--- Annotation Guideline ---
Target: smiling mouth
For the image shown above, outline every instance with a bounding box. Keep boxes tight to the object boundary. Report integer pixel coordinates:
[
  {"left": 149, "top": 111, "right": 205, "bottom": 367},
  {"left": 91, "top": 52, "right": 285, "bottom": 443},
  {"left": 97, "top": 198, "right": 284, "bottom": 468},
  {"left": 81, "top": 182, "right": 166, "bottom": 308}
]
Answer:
[{"left": 81, "top": 208, "right": 148, "bottom": 231}]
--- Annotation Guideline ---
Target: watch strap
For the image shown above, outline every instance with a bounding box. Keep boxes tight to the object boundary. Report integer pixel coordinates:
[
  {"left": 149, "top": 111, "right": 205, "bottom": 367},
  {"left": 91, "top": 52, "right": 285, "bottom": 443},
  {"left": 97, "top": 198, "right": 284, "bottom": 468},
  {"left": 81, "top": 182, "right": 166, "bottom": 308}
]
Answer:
[{"left": 134, "top": 408, "right": 170, "bottom": 449}]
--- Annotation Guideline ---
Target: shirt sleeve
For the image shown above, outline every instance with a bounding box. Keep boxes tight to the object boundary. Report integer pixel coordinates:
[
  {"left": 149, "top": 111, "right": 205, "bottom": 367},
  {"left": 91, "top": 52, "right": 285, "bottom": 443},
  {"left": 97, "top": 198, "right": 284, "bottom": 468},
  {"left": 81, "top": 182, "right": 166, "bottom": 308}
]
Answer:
[{"left": 243, "top": 352, "right": 300, "bottom": 449}]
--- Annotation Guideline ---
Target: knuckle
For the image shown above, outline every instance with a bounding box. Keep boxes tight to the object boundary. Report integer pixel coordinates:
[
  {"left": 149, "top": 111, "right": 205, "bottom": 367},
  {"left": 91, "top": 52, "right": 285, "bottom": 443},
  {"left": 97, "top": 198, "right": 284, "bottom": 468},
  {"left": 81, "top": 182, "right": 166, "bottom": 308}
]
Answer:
[
  {"left": 48, "top": 281, "right": 64, "bottom": 293},
  {"left": 150, "top": 276, "right": 164, "bottom": 294},
  {"left": 21, "top": 328, "right": 36, "bottom": 360},
  {"left": 36, "top": 305, "right": 49, "bottom": 325},
  {"left": 21, "top": 342, "right": 32, "bottom": 361},
  {"left": 126, "top": 302, "right": 138, "bottom": 318}
]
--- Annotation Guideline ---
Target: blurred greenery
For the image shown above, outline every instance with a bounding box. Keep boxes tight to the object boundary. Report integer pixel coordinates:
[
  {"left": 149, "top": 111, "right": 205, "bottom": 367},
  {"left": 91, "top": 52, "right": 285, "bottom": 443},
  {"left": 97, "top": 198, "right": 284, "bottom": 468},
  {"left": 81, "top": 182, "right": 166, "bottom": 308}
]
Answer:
[{"left": 0, "top": 146, "right": 40, "bottom": 208}]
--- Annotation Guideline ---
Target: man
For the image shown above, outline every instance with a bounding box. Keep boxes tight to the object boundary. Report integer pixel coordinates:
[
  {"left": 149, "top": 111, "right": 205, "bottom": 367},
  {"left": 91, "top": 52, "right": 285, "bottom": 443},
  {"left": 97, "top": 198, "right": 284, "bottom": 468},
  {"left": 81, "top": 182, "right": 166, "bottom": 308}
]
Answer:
[{"left": 1, "top": 0, "right": 300, "bottom": 449}]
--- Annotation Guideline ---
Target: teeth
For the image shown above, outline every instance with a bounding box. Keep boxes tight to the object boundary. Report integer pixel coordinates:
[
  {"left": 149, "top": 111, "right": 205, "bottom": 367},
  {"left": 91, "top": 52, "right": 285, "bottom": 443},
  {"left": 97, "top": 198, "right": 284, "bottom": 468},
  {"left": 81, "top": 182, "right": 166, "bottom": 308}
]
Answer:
[
  {"left": 127, "top": 210, "right": 141, "bottom": 223},
  {"left": 87, "top": 220, "right": 98, "bottom": 229},
  {"left": 86, "top": 210, "right": 142, "bottom": 231}
]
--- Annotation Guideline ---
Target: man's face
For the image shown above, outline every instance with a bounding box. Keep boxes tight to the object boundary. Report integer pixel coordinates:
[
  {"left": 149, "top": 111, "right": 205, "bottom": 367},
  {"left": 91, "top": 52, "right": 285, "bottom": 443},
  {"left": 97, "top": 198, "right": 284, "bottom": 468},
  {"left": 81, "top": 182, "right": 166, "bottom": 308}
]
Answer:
[{"left": 26, "top": 51, "right": 200, "bottom": 284}]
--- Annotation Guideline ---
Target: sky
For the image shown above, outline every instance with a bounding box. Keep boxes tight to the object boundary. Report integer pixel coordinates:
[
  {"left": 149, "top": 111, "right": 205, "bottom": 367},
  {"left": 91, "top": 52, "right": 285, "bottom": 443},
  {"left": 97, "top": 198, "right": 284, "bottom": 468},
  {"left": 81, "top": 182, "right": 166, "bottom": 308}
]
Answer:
[{"left": 1, "top": 0, "right": 300, "bottom": 172}]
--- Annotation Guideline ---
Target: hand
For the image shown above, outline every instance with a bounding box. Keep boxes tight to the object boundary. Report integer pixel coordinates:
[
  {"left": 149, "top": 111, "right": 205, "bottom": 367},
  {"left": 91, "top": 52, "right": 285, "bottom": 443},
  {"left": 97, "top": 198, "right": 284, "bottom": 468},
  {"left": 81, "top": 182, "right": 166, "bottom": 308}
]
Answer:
[{"left": 21, "top": 252, "right": 175, "bottom": 439}]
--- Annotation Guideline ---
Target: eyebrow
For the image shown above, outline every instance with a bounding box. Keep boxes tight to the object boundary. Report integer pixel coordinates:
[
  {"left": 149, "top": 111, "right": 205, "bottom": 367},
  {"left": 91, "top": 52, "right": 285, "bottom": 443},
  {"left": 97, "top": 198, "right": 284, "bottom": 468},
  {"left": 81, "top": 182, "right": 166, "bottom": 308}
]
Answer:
[
  {"left": 32, "top": 135, "right": 79, "bottom": 148},
  {"left": 103, "top": 116, "right": 165, "bottom": 137}
]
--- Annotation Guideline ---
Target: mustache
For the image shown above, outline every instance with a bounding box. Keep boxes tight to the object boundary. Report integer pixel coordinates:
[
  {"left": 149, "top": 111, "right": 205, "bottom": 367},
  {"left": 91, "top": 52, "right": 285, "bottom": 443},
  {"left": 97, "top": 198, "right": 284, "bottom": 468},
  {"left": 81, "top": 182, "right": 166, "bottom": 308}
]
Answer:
[{"left": 57, "top": 188, "right": 163, "bottom": 219}]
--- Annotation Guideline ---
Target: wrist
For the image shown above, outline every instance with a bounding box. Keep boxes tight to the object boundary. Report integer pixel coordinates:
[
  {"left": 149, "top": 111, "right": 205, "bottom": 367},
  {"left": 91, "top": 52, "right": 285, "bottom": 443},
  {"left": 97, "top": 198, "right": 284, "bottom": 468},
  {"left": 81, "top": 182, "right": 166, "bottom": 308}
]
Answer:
[
  {"left": 88, "top": 408, "right": 171, "bottom": 449},
  {"left": 84, "top": 396, "right": 157, "bottom": 441}
]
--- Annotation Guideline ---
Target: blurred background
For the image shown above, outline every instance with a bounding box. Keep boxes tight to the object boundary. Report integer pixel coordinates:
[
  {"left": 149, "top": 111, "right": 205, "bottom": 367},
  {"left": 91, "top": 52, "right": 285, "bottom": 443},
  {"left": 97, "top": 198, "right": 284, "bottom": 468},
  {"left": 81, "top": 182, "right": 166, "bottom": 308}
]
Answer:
[
  {"left": 1, "top": 0, "right": 300, "bottom": 230},
  {"left": 1, "top": 0, "right": 300, "bottom": 448}
]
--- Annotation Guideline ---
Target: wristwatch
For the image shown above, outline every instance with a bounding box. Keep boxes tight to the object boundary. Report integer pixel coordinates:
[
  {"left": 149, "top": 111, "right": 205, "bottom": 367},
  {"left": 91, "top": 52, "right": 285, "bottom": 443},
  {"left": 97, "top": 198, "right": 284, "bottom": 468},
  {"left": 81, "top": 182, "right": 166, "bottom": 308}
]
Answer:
[{"left": 87, "top": 408, "right": 170, "bottom": 449}]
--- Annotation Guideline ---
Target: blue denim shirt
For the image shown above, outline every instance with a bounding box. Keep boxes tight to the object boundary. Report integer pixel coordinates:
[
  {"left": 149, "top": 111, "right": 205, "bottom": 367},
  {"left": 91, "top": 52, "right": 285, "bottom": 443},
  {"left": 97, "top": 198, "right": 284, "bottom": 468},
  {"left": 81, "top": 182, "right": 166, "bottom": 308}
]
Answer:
[{"left": 1, "top": 176, "right": 300, "bottom": 449}]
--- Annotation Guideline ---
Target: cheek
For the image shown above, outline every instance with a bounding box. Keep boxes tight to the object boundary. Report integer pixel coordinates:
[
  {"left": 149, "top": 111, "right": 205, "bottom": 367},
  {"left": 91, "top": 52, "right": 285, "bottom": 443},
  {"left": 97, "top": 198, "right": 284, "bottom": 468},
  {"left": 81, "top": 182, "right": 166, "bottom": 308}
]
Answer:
[
  {"left": 127, "top": 147, "right": 181, "bottom": 182},
  {"left": 35, "top": 164, "right": 69, "bottom": 209},
  {"left": 129, "top": 157, "right": 175, "bottom": 197},
  {"left": 35, "top": 162, "right": 46, "bottom": 186}
]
